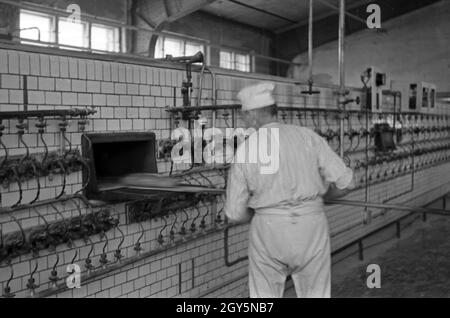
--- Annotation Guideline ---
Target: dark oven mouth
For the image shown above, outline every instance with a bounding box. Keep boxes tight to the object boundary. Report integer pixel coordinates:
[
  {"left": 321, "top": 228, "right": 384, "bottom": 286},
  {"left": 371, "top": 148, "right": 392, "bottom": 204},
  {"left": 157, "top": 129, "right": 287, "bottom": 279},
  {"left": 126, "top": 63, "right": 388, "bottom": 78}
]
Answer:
[{"left": 82, "top": 131, "right": 158, "bottom": 201}]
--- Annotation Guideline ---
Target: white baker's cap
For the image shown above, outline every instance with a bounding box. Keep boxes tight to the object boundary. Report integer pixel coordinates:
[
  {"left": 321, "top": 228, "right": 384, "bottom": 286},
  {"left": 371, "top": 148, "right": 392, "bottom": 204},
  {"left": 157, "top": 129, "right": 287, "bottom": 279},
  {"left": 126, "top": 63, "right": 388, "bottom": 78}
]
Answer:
[{"left": 237, "top": 82, "right": 276, "bottom": 111}]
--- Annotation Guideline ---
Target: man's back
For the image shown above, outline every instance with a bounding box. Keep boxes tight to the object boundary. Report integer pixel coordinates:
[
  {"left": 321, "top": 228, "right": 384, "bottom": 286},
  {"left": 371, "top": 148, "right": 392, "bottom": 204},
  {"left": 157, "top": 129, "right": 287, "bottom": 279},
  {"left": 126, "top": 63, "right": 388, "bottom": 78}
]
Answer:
[{"left": 227, "top": 122, "right": 353, "bottom": 219}]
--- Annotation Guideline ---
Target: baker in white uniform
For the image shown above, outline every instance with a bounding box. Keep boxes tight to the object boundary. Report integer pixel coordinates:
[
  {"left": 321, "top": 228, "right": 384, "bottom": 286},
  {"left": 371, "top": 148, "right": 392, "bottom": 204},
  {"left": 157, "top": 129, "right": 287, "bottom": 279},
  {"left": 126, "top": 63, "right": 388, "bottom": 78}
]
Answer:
[{"left": 224, "top": 82, "right": 355, "bottom": 298}]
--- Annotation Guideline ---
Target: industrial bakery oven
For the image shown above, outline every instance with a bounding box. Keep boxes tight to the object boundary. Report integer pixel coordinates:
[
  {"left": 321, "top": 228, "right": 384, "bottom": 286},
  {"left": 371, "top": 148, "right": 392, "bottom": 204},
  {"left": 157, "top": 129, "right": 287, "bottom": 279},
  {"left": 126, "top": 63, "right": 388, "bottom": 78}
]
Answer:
[
  {"left": 81, "top": 131, "right": 223, "bottom": 203},
  {"left": 82, "top": 131, "right": 159, "bottom": 201}
]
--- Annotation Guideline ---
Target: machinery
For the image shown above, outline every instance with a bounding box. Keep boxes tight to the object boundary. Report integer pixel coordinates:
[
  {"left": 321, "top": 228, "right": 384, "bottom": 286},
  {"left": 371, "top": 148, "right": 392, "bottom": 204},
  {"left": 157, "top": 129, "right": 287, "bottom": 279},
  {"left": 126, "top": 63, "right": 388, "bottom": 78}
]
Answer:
[
  {"left": 391, "top": 80, "right": 437, "bottom": 113},
  {"left": 162, "top": 51, "right": 205, "bottom": 108},
  {"left": 417, "top": 82, "right": 437, "bottom": 113},
  {"left": 362, "top": 66, "right": 387, "bottom": 113},
  {"left": 390, "top": 80, "right": 412, "bottom": 112}
]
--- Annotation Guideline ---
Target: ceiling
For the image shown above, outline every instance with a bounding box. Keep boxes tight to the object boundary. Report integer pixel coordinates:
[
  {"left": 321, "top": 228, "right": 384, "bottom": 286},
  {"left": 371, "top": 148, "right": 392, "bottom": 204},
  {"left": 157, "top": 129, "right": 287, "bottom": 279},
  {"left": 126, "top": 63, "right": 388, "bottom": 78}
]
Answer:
[{"left": 201, "top": 0, "right": 375, "bottom": 32}]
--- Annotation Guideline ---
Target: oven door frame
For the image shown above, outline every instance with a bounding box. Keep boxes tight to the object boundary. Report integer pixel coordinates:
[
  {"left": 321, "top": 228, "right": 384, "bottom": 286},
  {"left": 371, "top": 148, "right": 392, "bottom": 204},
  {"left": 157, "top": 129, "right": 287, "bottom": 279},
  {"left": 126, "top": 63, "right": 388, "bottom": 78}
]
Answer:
[{"left": 82, "top": 131, "right": 157, "bottom": 200}]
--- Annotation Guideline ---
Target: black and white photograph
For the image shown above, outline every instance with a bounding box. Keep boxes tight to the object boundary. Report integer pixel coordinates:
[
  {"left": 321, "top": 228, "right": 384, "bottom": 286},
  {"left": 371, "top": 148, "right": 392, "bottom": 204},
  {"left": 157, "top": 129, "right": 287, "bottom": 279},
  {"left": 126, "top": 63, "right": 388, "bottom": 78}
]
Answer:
[{"left": 0, "top": 0, "right": 449, "bottom": 302}]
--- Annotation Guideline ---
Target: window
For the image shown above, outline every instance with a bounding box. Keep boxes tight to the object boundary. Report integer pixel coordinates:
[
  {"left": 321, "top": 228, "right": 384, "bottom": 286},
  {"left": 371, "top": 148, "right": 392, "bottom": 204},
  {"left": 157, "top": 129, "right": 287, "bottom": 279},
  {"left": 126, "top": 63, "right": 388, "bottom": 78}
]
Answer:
[
  {"left": 18, "top": 9, "right": 120, "bottom": 53},
  {"left": 58, "top": 18, "right": 89, "bottom": 49},
  {"left": 219, "top": 51, "right": 233, "bottom": 69},
  {"left": 185, "top": 41, "right": 203, "bottom": 56},
  {"left": 20, "top": 10, "right": 55, "bottom": 44},
  {"left": 220, "top": 50, "right": 251, "bottom": 72},
  {"left": 91, "top": 24, "right": 120, "bottom": 52},
  {"left": 235, "top": 53, "right": 250, "bottom": 72},
  {"left": 155, "top": 36, "right": 204, "bottom": 59}
]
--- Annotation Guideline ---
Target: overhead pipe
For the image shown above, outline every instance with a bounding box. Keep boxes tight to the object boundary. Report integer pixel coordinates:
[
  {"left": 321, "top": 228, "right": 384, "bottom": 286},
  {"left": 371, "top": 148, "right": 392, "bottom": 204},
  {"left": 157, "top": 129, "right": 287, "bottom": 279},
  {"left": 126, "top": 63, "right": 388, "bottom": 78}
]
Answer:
[
  {"left": 338, "top": 0, "right": 346, "bottom": 158},
  {"left": 308, "top": 0, "right": 314, "bottom": 85},
  {"left": 226, "top": 0, "right": 297, "bottom": 24},
  {"left": 316, "top": 0, "right": 378, "bottom": 29},
  {"left": 301, "top": 0, "right": 320, "bottom": 95}
]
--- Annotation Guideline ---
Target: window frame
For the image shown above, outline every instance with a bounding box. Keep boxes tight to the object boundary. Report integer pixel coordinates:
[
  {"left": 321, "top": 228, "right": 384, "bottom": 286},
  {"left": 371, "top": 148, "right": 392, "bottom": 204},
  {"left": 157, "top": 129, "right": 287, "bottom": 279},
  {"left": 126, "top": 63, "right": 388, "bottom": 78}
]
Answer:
[
  {"left": 90, "top": 23, "right": 120, "bottom": 53},
  {"left": 155, "top": 36, "right": 205, "bottom": 59},
  {"left": 57, "top": 16, "right": 90, "bottom": 50},
  {"left": 219, "top": 49, "right": 251, "bottom": 72},
  {"left": 19, "top": 9, "right": 56, "bottom": 45},
  {"left": 18, "top": 9, "right": 122, "bottom": 53}
]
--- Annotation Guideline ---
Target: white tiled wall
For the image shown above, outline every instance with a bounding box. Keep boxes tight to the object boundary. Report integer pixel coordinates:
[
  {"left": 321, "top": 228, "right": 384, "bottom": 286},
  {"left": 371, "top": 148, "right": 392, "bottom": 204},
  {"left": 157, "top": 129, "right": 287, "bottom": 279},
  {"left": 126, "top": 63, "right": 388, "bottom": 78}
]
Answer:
[{"left": 0, "top": 47, "right": 449, "bottom": 298}]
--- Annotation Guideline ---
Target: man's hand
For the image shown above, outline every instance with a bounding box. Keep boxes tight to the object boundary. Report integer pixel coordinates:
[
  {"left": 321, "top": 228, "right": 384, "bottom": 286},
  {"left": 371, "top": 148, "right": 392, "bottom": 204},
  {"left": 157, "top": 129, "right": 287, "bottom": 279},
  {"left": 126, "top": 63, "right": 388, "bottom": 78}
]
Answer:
[
  {"left": 324, "top": 176, "right": 356, "bottom": 200},
  {"left": 324, "top": 184, "right": 350, "bottom": 200},
  {"left": 227, "top": 208, "right": 255, "bottom": 225}
]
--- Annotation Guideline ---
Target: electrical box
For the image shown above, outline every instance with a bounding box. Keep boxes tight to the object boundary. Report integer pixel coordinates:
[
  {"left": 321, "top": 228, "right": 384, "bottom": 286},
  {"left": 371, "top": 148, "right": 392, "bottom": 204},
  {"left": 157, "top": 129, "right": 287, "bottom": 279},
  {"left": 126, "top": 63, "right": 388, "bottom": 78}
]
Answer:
[
  {"left": 390, "top": 81, "right": 436, "bottom": 114},
  {"left": 363, "top": 67, "right": 387, "bottom": 113},
  {"left": 410, "top": 82, "right": 437, "bottom": 113},
  {"left": 417, "top": 82, "right": 436, "bottom": 113},
  {"left": 390, "top": 80, "right": 409, "bottom": 112}
]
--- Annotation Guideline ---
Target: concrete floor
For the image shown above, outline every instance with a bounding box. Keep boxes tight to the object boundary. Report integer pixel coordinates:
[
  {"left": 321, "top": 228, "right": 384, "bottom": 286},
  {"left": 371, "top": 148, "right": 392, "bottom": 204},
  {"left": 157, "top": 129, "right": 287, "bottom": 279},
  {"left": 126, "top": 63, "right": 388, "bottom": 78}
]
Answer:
[{"left": 285, "top": 210, "right": 450, "bottom": 298}]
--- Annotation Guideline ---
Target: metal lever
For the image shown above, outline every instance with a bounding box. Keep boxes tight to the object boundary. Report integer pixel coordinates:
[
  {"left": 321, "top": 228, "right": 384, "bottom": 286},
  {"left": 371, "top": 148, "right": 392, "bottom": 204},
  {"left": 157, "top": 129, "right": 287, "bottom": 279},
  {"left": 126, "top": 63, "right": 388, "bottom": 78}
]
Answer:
[
  {"left": 301, "top": 80, "right": 320, "bottom": 95},
  {"left": 99, "top": 231, "right": 109, "bottom": 269},
  {"left": 49, "top": 253, "right": 60, "bottom": 288},
  {"left": 0, "top": 119, "right": 8, "bottom": 169},
  {"left": 179, "top": 208, "right": 189, "bottom": 240},
  {"left": 27, "top": 260, "right": 39, "bottom": 297},
  {"left": 190, "top": 206, "right": 201, "bottom": 235},
  {"left": 169, "top": 210, "right": 178, "bottom": 245},
  {"left": 134, "top": 219, "right": 145, "bottom": 255},
  {"left": 114, "top": 224, "right": 125, "bottom": 263},
  {"left": 199, "top": 199, "right": 211, "bottom": 233},
  {"left": 157, "top": 215, "right": 168, "bottom": 245},
  {"left": 2, "top": 263, "right": 15, "bottom": 298}
]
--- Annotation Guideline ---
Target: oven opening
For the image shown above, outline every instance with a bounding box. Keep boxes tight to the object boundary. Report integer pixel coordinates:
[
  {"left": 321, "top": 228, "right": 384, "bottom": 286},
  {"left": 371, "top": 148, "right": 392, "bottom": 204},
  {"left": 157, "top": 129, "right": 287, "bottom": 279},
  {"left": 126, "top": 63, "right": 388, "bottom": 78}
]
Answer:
[
  {"left": 82, "top": 131, "right": 223, "bottom": 203},
  {"left": 93, "top": 140, "right": 156, "bottom": 179},
  {"left": 82, "top": 132, "right": 157, "bottom": 201}
]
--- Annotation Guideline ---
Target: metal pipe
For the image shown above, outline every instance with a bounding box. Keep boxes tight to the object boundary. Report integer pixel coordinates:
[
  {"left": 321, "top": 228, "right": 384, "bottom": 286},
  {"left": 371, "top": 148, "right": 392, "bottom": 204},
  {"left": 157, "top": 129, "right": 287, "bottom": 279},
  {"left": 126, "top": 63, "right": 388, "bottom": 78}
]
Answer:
[
  {"left": 224, "top": 223, "right": 248, "bottom": 267},
  {"left": 166, "top": 104, "right": 241, "bottom": 113},
  {"left": 364, "top": 109, "right": 370, "bottom": 222},
  {"left": 0, "top": 108, "right": 96, "bottom": 120},
  {"left": 308, "top": 0, "right": 314, "bottom": 83},
  {"left": 226, "top": 0, "right": 297, "bottom": 24},
  {"left": 325, "top": 199, "right": 450, "bottom": 216},
  {"left": 338, "top": 0, "right": 345, "bottom": 95},
  {"left": 205, "top": 65, "right": 217, "bottom": 165},
  {"left": 316, "top": 0, "right": 372, "bottom": 27},
  {"left": 0, "top": 119, "right": 8, "bottom": 169},
  {"left": 223, "top": 193, "right": 450, "bottom": 268},
  {"left": 331, "top": 213, "right": 420, "bottom": 265},
  {"left": 23, "top": 75, "right": 28, "bottom": 112},
  {"left": 0, "top": 193, "right": 90, "bottom": 215},
  {"left": 338, "top": 0, "right": 346, "bottom": 158},
  {"left": 31, "top": 225, "right": 222, "bottom": 298},
  {"left": 12, "top": 27, "right": 41, "bottom": 42}
]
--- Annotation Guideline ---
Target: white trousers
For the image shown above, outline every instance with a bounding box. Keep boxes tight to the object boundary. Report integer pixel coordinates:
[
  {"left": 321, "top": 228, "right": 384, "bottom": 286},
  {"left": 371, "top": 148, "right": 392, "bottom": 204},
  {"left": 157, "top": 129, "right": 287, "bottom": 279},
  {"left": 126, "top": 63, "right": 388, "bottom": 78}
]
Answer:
[{"left": 248, "top": 211, "right": 331, "bottom": 298}]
